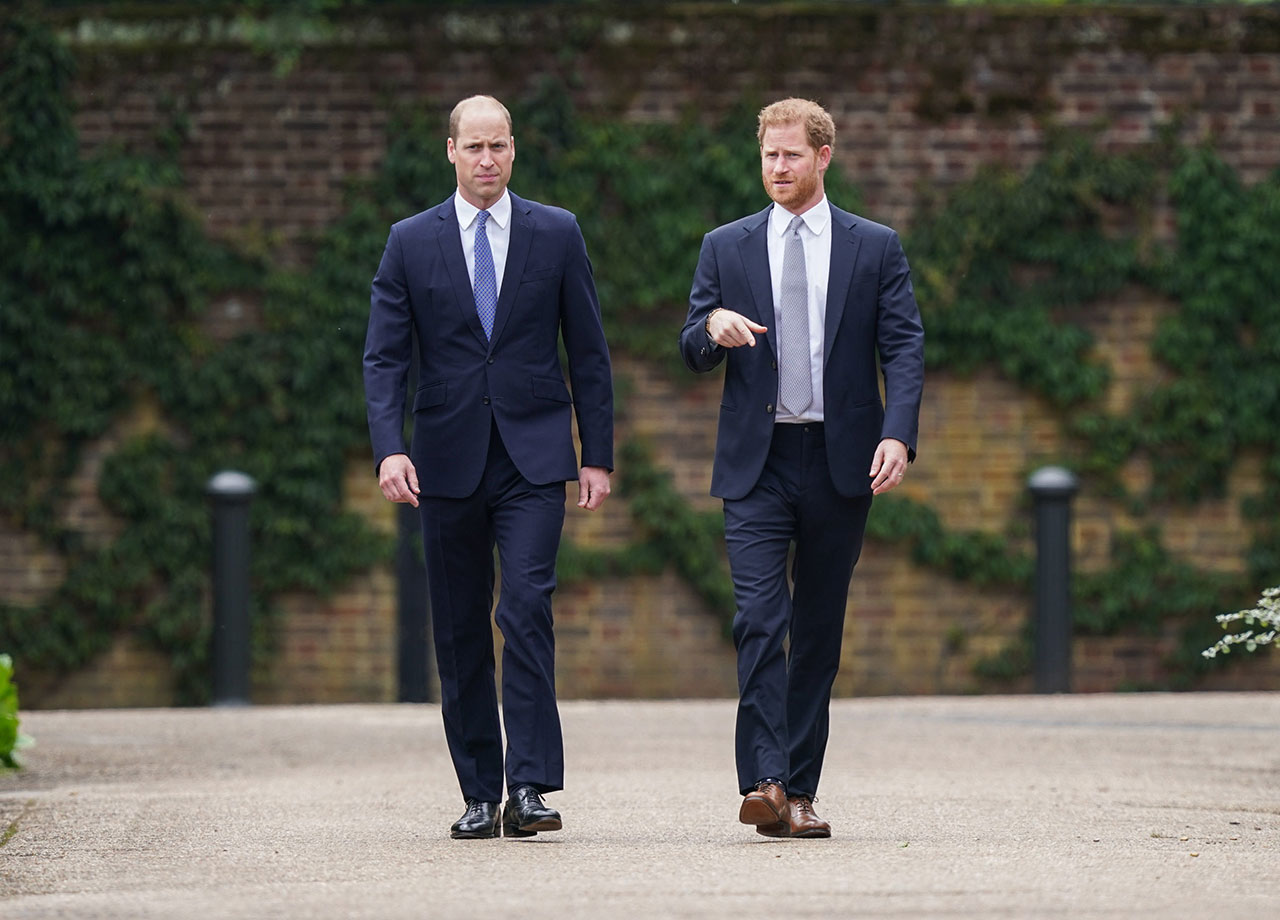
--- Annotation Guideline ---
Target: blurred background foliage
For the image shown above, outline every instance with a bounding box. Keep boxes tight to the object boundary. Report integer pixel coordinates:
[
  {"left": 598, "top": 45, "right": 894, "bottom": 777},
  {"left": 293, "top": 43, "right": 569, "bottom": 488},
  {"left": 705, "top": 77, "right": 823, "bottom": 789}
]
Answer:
[
  {"left": 2, "top": 7, "right": 1278, "bottom": 698},
  {"left": 28, "top": 1, "right": 1280, "bottom": 8}
]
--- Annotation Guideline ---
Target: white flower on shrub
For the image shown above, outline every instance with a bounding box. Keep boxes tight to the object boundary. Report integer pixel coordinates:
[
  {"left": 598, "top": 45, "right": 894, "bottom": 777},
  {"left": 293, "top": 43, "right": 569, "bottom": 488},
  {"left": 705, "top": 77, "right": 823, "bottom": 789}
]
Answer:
[{"left": 1203, "top": 587, "right": 1280, "bottom": 658}]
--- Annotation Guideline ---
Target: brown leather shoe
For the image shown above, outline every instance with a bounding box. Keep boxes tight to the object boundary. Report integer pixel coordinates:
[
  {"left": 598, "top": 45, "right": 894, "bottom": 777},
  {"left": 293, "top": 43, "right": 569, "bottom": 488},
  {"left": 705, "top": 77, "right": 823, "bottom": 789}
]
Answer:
[
  {"left": 787, "top": 795, "right": 831, "bottom": 838},
  {"left": 739, "top": 780, "right": 788, "bottom": 826},
  {"left": 755, "top": 818, "right": 789, "bottom": 838}
]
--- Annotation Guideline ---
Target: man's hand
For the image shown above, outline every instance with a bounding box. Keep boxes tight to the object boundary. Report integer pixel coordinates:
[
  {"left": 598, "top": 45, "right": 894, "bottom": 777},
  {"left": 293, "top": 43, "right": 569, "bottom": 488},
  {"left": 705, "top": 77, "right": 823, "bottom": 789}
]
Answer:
[
  {"left": 869, "top": 438, "right": 909, "bottom": 495},
  {"left": 577, "top": 466, "right": 611, "bottom": 511},
  {"left": 707, "top": 309, "right": 768, "bottom": 349},
  {"left": 378, "top": 453, "right": 420, "bottom": 508}
]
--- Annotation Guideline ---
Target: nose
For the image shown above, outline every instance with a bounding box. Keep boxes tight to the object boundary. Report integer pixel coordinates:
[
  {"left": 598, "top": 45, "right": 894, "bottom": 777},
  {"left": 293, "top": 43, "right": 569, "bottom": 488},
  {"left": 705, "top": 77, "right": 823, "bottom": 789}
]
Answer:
[
  {"left": 479, "top": 147, "right": 495, "bottom": 167},
  {"left": 771, "top": 157, "right": 788, "bottom": 175}
]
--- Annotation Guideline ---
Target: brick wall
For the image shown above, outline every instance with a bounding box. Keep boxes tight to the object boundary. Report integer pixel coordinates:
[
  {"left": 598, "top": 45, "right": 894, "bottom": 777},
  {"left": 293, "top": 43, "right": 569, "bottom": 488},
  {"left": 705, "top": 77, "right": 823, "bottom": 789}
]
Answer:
[
  {"left": 60, "top": 7, "right": 1280, "bottom": 252},
  {"left": 8, "top": 4, "right": 1280, "bottom": 705}
]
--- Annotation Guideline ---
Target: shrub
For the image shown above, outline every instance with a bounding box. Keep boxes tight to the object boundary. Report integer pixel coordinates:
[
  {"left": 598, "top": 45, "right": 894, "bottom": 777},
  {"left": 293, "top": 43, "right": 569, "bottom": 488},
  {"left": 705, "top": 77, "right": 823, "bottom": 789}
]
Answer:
[
  {"left": 1202, "top": 588, "right": 1280, "bottom": 659},
  {"left": 0, "top": 654, "right": 27, "bottom": 770}
]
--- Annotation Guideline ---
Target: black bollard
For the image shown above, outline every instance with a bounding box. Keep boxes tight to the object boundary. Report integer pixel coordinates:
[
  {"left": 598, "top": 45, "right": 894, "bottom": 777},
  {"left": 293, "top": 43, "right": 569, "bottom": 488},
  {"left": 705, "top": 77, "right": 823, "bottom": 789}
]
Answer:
[
  {"left": 1028, "top": 466, "right": 1079, "bottom": 694},
  {"left": 207, "top": 470, "right": 257, "bottom": 706}
]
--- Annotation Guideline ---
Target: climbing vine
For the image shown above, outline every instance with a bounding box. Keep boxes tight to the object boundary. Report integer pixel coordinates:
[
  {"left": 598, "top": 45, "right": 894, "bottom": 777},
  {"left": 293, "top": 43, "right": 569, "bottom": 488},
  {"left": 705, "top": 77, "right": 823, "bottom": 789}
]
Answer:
[
  {"left": 905, "top": 132, "right": 1280, "bottom": 684},
  {"left": 0, "top": 18, "right": 389, "bottom": 701}
]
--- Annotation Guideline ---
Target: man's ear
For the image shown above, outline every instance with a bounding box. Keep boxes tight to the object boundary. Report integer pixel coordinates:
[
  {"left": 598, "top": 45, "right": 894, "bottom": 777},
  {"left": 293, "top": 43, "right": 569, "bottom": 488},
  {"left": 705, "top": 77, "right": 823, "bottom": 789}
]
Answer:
[
  {"left": 817, "top": 144, "right": 832, "bottom": 171},
  {"left": 447, "top": 137, "right": 457, "bottom": 164}
]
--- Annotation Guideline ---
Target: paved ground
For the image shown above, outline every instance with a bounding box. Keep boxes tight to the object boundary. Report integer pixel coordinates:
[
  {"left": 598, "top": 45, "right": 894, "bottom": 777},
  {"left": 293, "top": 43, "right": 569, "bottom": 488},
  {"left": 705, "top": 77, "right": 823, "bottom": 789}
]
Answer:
[{"left": 1, "top": 694, "right": 1278, "bottom": 918}]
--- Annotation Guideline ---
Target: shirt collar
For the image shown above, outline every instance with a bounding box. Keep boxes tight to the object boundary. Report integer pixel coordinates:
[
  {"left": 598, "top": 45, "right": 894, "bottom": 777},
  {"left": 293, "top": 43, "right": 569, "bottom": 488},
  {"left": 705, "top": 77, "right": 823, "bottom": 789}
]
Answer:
[
  {"left": 770, "top": 195, "right": 830, "bottom": 238},
  {"left": 454, "top": 188, "right": 511, "bottom": 230}
]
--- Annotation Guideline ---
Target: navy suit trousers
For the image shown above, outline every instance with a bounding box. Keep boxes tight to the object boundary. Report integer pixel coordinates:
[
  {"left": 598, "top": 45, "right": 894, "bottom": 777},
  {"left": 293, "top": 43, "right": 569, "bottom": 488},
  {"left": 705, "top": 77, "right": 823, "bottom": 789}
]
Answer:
[
  {"left": 418, "top": 421, "right": 566, "bottom": 803},
  {"left": 723, "top": 423, "right": 872, "bottom": 798}
]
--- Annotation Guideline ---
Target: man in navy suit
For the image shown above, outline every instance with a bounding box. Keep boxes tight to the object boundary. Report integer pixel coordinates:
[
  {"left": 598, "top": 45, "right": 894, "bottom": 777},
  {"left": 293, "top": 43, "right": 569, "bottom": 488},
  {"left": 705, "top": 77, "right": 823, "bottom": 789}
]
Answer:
[
  {"left": 680, "top": 98, "right": 924, "bottom": 838},
  {"left": 364, "top": 95, "right": 613, "bottom": 840}
]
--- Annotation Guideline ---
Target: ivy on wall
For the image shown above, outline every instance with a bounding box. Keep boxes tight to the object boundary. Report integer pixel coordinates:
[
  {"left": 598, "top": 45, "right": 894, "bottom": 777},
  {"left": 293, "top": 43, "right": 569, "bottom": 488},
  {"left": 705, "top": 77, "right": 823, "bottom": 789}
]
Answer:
[
  {"left": 2, "top": 17, "right": 1277, "bottom": 700},
  {"left": 0, "top": 18, "right": 389, "bottom": 701},
  {"left": 904, "top": 132, "right": 1280, "bottom": 685}
]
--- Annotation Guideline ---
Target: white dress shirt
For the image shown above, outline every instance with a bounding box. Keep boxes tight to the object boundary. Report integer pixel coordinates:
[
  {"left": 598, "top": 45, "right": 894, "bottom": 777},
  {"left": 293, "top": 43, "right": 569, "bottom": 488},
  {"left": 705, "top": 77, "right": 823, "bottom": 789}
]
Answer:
[
  {"left": 454, "top": 189, "right": 512, "bottom": 297},
  {"left": 767, "top": 196, "right": 830, "bottom": 423}
]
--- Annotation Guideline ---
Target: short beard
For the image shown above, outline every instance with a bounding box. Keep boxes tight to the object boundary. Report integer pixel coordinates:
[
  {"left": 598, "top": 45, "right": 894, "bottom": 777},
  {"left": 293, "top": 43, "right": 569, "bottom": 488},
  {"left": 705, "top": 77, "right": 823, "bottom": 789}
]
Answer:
[{"left": 764, "top": 173, "right": 818, "bottom": 210}]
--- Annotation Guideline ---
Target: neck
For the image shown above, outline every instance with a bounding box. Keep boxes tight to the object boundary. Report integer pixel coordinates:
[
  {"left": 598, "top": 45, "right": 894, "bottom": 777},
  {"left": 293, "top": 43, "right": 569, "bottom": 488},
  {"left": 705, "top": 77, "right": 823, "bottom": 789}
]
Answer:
[{"left": 459, "top": 188, "right": 504, "bottom": 210}]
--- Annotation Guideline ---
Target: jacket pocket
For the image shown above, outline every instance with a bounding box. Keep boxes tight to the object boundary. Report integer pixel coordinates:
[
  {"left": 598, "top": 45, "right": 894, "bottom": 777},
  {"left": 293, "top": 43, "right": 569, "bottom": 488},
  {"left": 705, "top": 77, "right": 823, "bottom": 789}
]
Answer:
[
  {"left": 413, "top": 382, "right": 447, "bottom": 411},
  {"left": 521, "top": 265, "right": 559, "bottom": 282},
  {"left": 531, "top": 375, "right": 572, "bottom": 403}
]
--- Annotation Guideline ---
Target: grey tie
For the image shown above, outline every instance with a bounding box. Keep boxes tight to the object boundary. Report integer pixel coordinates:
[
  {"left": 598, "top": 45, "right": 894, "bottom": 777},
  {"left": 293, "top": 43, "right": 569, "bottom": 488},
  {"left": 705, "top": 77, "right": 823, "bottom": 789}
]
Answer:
[{"left": 778, "top": 215, "right": 812, "bottom": 415}]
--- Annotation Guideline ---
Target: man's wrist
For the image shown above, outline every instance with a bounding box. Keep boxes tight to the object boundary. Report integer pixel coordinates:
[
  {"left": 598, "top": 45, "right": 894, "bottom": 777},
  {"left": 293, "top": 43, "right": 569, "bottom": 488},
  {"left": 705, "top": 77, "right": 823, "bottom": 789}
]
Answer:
[{"left": 705, "top": 308, "right": 723, "bottom": 334}]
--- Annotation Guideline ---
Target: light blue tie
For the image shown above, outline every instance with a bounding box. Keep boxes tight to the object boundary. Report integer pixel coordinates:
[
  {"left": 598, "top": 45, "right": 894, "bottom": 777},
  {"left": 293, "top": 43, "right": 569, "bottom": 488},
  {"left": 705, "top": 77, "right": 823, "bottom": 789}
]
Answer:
[
  {"left": 473, "top": 209, "right": 497, "bottom": 340},
  {"left": 779, "top": 215, "right": 812, "bottom": 415}
]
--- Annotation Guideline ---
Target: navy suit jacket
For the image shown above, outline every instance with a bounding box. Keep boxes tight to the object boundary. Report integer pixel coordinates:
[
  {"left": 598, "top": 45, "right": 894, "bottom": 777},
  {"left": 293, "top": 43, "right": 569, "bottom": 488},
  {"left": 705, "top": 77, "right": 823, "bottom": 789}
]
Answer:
[
  {"left": 679, "top": 203, "right": 924, "bottom": 501},
  {"left": 364, "top": 191, "right": 613, "bottom": 498}
]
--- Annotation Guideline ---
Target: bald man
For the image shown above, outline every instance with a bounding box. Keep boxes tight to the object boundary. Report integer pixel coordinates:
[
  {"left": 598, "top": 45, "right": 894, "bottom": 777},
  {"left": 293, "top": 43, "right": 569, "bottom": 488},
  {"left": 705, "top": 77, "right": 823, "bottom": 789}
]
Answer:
[{"left": 364, "top": 95, "right": 614, "bottom": 839}]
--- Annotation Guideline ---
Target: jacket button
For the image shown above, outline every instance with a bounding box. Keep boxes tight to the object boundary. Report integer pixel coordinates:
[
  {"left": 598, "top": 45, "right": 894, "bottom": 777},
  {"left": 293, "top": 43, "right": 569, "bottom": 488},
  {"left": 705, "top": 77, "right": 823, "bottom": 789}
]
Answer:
[
  {"left": 487, "top": 357, "right": 494, "bottom": 365},
  {"left": 771, "top": 360, "right": 777, "bottom": 370},
  {"left": 483, "top": 397, "right": 490, "bottom": 405},
  {"left": 766, "top": 403, "right": 774, "bottom": 413}
]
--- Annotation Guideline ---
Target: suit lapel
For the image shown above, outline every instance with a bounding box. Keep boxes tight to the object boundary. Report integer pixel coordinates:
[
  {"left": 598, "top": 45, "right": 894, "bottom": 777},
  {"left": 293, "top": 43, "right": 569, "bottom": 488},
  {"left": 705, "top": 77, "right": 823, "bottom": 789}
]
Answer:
[
  {"left": 824, "top": 206, "right": 861, "bottom": 364},
  {"left": 489, "top": 192, "right": 532, "bottom": 348},
  {"left": 436, "top": 196, "right": 489, "bottom": 346},
  {"left": 736, "top": 207, "right": 777, "bottom": 357}
]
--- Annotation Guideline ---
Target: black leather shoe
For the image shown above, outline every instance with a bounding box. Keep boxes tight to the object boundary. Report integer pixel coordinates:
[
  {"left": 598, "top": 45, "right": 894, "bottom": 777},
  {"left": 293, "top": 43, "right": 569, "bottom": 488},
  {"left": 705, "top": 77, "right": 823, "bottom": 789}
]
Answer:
[
  {"left": 502, "top": 784, "right": 562, "bottom": 837},
  {"left": 450, "top": 799, "right": 500, "bottom": 839}
]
